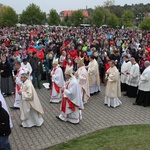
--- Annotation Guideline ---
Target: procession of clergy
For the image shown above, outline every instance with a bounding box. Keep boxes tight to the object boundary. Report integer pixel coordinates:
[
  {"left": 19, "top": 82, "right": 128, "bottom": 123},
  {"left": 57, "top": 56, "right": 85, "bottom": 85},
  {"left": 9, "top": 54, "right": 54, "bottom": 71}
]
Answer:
[{"left": 1, "top": 55, "right": 150, "bottom": 129}]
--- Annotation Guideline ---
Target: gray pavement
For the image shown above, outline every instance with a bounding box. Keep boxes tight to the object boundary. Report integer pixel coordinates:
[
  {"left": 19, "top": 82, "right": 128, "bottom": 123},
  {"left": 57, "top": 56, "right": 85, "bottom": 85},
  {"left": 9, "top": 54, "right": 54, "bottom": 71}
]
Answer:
[{"left": 5, "top": 84, "right": 150, "bottom": 150}]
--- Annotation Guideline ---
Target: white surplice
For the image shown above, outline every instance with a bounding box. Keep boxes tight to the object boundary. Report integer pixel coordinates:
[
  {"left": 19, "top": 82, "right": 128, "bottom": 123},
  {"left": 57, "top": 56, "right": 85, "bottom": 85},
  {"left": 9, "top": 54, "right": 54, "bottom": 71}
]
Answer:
[
  {"left": 121, "top": 61, "right": 132, "bottom": 83},
  {"left": 126, "top": 63, "right": 140, "bottom": 87},
  {"left": 14, "top": 67, "right": 25, "bottom": 108},
  {"left": 138, "top": 66, "right": 150, "bottom": 91},
  {"left": 50, "top": 66, "right": 65, "bottom": 103},
  {"left": 21, "top": 62, "right": 32, "bottom": 80}
]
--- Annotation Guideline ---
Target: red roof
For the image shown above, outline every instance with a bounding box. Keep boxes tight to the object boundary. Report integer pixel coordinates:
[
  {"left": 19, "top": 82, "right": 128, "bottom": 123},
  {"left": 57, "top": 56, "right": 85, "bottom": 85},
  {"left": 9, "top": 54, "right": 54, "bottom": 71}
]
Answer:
[
  {"left": 82, "top": 10, "right": 89, "bottom": 17},
  {"left": 62, "top": 10, "right": 74, "bottom": 17},
  {"left": 61, "top": 10, "right": 89, "bottom": 18}
]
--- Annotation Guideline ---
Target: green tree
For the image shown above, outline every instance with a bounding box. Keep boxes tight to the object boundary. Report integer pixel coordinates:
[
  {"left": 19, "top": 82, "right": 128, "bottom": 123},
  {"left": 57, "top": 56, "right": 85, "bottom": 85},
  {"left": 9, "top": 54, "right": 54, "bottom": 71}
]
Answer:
[
  {"left": 103, "top": 0, "right": 115, "bottom": 7},
  {"left": 20, "top": 3, "right": 46, "bottom": 25},
  {"left": 122, "top": 10, "right": 134, "bottom": 27},
  {"left": 91, "top": 7, "right": 106, "bottom": 27},
  {"left": 70, "top": 10, "right": 84, "bottom": 26},
  {"left": 87, "top": 8, "right": 94, "bottom": 16},
  {"left": 87, "top": 17, "right": 93, "bottom": 24},
  {"left": 109, "top": 5, "right": 123, "bottom": 18},
  {"left": 63, "top": 15, "right": 74, "bottom": 26},
  {"left": 48, "top": 9, "right": 60, "bottom": 26},
  {"left": 139, "top": 18, "right": 150, "bottom": 30},
  {"left": 117, "top": 18, "right": 124, "bottom": 28},
  {"left": 107, "top": 14, "right": 118, "bottom": 28},
  {"left": 0, "top": 6, "right": 18, "bottom": 27},
  {"left": 60, "top": 20, "right": 66, "bottom": 26},
  {"left": 66, "top": 20, "right": 72, "bottom": 26},
  {"left": 64, "top": 15, "right": 69, "bottom": 22}
]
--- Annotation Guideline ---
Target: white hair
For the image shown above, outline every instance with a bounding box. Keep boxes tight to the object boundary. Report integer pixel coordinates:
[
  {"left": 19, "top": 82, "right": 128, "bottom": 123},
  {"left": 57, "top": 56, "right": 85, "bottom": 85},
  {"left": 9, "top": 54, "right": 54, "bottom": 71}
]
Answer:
[{"left": 144, "top": 61, "right": 150, "bottom": 67}]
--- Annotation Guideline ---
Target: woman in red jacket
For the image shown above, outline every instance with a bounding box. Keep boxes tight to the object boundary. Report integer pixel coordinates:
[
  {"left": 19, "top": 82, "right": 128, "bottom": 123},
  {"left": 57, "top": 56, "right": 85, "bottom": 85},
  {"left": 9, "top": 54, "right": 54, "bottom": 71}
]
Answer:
[{"left": 69, "top": 46, "right": 78, "bottom": 60}]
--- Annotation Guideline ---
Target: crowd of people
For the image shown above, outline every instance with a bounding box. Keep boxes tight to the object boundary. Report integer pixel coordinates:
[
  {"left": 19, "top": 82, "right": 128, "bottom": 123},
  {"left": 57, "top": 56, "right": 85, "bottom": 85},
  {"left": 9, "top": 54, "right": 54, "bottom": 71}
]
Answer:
[{"left": 0, "top": 25, "right": 150, "bottom": 149}]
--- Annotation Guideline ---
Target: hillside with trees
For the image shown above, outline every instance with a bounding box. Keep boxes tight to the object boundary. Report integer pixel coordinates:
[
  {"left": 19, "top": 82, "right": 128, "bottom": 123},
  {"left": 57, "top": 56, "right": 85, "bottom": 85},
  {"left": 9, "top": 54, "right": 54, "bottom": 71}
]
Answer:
[{"left": 0, "top": 1, "right": 150, "bottom": 30}]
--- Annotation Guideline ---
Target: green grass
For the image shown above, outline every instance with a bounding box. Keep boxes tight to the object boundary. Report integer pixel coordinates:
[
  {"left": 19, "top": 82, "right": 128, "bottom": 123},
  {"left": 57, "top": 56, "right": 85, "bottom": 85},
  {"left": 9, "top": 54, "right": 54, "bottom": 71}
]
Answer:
[{"left": 46, "top": 125, "right": 150, "bottom": 150}]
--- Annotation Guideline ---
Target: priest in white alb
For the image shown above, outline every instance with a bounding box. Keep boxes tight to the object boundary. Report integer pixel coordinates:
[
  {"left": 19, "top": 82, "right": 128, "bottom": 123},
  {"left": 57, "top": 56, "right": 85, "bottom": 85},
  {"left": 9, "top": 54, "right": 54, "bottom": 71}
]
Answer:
[
  {"left": 75, "top": 57, "right": 90, "bottom": 104},
  {"left": 50, "top": 57, "right": 65, "bottom": 103},
  {"left": 56, "top": 65, "right": 84, "bottom": 124},
  {"left": 18, "top": 73, "right": 44, "bottom": 128},
  {"left": 124, "top": 57, "right": 140, "bottom": 98},
  {"left": 21, "top": 58, "right": 32, "bottom": 80},
  {"left": 120, "top": 55, "right": 132, "bottom": 91},
  {"left": 133, "top": 61, "right": 150, "bottom": 107},
  {"left": 104, "top": 60, "right": 122, "bottom": 108},
  {"left": 87, "top": 55, "right": 100, "bottom": 96},
  {"left": 11, "top": 62, "right": 25, "bottom": 109}
]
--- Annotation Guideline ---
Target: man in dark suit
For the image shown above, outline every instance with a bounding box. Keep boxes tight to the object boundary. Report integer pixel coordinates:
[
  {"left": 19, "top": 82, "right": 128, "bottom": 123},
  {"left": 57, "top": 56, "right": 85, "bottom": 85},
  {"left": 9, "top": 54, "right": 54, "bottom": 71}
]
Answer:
[
  {"left": 29, "top": 52, "right": 41, "bottom": 89},
  {"left": 100, "top": 52, "right": 107, "bottom": 83}
]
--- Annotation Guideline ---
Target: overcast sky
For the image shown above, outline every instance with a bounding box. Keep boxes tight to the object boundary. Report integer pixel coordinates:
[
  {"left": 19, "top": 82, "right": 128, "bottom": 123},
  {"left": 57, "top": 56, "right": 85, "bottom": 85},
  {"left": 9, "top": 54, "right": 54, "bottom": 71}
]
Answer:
[{"left": 0, "top": 0, "right": 149, "bottom": 14}]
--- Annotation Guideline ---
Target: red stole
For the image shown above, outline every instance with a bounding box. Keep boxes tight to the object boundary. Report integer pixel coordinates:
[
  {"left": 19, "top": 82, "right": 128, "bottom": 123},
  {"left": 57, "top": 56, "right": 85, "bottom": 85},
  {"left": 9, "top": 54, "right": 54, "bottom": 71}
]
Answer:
[
  {"left": 15, "top": 69, "right": 22, "bottom": 98},
  {"left": 52, "top": 67, "right": 60, "bottom": 93},
  {"left": 16, "top": 84, "right": 21, "bottom": 91},
  {"left": 61, "top": 82, "right": 75, "bottom": 113},
  {"left": 16, "top": 70, "right": 21, "bottom": 91},
  {"left": 15, "top": 68, "right": 24, "bottom": 97},
  {"left": 53, "top": 82, "right": 60, "bottom": 93}
]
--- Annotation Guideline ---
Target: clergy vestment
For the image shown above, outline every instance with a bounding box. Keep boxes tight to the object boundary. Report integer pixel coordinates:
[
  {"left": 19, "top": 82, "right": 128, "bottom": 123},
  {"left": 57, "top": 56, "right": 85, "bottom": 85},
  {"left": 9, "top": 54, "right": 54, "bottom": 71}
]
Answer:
[
  {"left": 76, "top": 66, "right": 90, "bottom": 104},
  {"left": 0, "top": 91, "right": 13, "bottom": 128},
  {"left": 104, "top": 66, "right": 122, "bottom": 108},
  {"left": 126, "top": 63, "right": 140, "bottom": 97},
  {"left": 21, "top": 62, "right": 32, "bottom": 80},
  {"left": 58, "top": 76, "right": 84, "bottom": 124},
  {"left": 88, "top": 59, "right": 100, "bottom": 94},
  {"left": 50, "top": 66, "right": 64, "bottom": 103},
  {"left": 135, "top": 66, "right": 150, "bottom": 107},
  {"left": 14, "top": 67, "right": 25, "bottom": 108},
  {"left": 20, "top": 79, "right": 44, "bottom": 128},
  {"left": 121, "top": 60, "right": 132, "bottom": 91}
]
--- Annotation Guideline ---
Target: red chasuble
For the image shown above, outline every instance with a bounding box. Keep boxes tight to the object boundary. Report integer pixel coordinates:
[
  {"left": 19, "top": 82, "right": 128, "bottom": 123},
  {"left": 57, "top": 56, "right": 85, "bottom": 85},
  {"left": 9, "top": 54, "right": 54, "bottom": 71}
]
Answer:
[{"left": 61, "top": 82, "right": 75, "bottom": 113}]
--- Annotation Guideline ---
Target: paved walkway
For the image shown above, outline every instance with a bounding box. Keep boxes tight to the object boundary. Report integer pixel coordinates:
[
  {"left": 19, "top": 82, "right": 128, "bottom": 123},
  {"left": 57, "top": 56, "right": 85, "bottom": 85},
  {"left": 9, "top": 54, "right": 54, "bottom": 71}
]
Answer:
[{"left": 5, "top": 84, "right": 150, "bottom": 150}]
